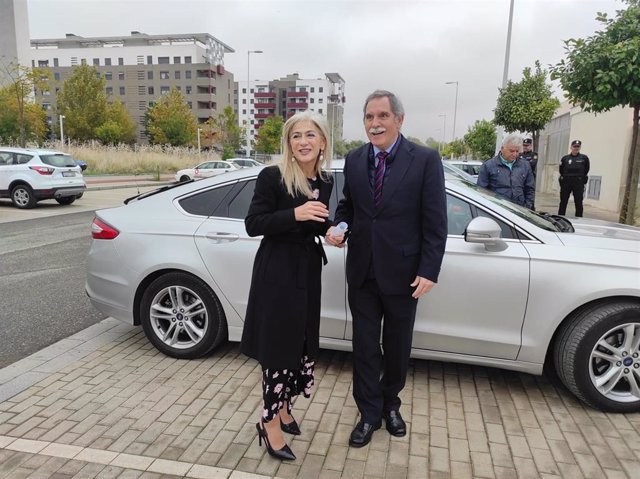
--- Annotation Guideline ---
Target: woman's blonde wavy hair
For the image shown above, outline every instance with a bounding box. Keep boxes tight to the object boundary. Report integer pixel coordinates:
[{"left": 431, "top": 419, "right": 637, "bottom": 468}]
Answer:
[{"left": 278, "top": 110, "right": 332, "bottom": 198}]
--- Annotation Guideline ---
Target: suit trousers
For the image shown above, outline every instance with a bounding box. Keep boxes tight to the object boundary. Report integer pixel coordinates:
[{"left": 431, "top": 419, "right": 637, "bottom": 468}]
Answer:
[
  {"left": 558, "top": 177, "right": 585, "bottom": 217},
  {"left": 349, "top": 277, "right": 418, "bottom": 423}
]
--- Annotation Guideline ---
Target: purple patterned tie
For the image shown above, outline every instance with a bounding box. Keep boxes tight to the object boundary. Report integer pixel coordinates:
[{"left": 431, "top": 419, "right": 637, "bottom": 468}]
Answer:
[{"left": 374, "top": 151, "right": 388, "bottom": 208}]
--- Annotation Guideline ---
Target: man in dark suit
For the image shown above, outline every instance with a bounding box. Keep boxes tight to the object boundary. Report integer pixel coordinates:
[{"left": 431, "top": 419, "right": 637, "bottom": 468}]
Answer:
[{"left": 326, "top": 90, "right": 447, "bottom": 447}]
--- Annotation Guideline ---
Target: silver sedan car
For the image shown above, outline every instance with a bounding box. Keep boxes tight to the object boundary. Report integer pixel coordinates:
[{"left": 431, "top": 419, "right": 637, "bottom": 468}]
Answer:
[{"left": 86, "top": 162, "right": 640, "bottom": 413}]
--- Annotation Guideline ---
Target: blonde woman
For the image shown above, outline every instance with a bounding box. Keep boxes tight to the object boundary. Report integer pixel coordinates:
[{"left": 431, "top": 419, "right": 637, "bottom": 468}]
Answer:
[{"left": 241, "top": 111, "right": 334, "bottom": 460}]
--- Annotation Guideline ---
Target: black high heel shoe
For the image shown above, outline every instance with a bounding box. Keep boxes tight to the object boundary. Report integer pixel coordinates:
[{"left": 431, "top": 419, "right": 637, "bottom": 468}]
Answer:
[
  {"left": 280, "top": 417, "right": 301, "bottom": 435},
  {"left": 256, "top": 421, "right": 296, "bottom": 461}
]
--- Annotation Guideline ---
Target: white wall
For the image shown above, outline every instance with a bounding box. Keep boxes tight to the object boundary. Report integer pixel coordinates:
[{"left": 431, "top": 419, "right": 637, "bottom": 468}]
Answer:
[{"left": 569, "top": 106, "right": 633, "bottom": 212}]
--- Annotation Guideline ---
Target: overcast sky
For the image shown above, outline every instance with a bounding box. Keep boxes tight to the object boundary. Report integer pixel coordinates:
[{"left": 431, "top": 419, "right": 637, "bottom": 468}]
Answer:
[{"left": 28, "top": 0, "right": 623, "bottom": 142}]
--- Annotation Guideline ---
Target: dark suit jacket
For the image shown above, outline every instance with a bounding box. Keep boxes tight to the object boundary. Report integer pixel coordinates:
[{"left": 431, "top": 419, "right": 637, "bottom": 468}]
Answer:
[{"left": 335, "top": 136, "right": 447, "bottom": 295}]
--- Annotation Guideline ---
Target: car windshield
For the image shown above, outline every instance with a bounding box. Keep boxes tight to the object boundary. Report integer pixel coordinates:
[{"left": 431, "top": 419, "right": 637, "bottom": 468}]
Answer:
[
  {"left": 461, "top": 181, "right": 563, "bottom": 232},
  {"left": 40, "top": 154, "right": 77, "bottom": 168}
]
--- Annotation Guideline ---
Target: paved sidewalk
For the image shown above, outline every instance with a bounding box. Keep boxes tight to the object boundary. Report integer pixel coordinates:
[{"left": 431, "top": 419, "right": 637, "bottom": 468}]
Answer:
[{"left": 0, "top": 319, "right": 639, "bottom": 479}]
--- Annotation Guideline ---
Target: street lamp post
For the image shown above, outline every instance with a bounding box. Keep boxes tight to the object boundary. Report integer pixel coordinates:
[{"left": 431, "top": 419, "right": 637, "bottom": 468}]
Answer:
[
  {"left": 197, "top": 128, "right": 202, "bottom": 153},
  {"left": 438, "top": 114, "right": 447, "bottom": 157},
  {"left": 59, "top": 114, "right": 65, "bottom": 147},
  {"left": 246, "top": 50, "right": 263, "bottom": 158},
  {"left": 445, "top": 81, "right": 459, "bottom": 143},
  {"left": 495, "top": 0, "right": 515, "bottom": 154}
]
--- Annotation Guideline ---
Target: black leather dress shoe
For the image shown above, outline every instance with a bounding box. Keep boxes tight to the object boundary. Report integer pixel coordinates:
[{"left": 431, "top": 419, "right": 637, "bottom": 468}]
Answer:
[
  {"left": 384, "top": 410, "right": 407, "bottom": 437},
  {"left": 349, "top": 420, "right": 381, "bottom": 448}
]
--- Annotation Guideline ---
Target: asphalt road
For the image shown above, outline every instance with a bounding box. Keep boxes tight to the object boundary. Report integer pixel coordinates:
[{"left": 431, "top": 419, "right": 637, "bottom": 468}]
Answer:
[
  {"left": 0, "top": 184, "right": 163, "bottom": 368},
  {"left": 0, "top": 211, "right": 108, "bottom": 368}
]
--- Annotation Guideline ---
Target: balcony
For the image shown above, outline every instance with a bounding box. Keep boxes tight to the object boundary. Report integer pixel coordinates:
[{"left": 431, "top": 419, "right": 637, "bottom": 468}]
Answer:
[
  {"left": 254, "top": 102, "right": 276, "bottom": 109},
  {"left": 254, "top": 113, "right": 275, "bottom": 120},
  {"left": 254, "top": 92, "right": 276, "bottom": 98},
  {"left": 287, "top": 91, "right": 308, "bottom": 98},
  {"left": 197, "top": 87, "right": 217, "bottom": 95},
  {"left": 287, "top": 102, "right": 308, "bottom": 109}
]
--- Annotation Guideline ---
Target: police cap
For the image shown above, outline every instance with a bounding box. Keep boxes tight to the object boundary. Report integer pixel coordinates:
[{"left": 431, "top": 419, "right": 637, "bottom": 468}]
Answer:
[
  {"left": 571, "top": 140, "right": 582, "bottom": 147},
  {"left": 523, "top": 138, "right": 532, "bottom": 145}
]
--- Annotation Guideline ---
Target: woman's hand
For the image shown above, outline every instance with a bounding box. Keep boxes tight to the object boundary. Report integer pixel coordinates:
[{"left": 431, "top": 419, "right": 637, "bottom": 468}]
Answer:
[{"left": 295, "top": 201, "right": 329, "bottom": 222}]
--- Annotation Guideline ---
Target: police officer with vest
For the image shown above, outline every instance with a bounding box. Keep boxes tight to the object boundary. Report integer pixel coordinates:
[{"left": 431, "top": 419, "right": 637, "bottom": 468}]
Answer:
[
  {"left": 519, "top": 138, "right": 538, "bottom": 209},
  {"left": 558, "top": 140, "right": 590, "bottom": 217},
  {"left": 519, "top": 138, "right": 538, "bottom": 177}
]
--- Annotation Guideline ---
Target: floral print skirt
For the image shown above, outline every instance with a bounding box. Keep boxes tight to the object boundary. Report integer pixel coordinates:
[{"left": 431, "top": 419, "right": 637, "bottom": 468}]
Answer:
[{"left": 262, "top": 355, "right": 315, "bottom": 421}]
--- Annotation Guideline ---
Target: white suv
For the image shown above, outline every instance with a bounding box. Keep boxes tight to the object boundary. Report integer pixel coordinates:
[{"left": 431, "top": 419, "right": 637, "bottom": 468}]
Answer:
[{"left": 0, "top": 147, "right": 86, "bottom": 209}]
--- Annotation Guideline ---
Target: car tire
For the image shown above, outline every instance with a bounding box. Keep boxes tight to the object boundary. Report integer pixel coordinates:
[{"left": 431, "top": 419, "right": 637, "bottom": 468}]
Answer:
[
  {"left": 56, "top": 196, "right": 76, "bottom": 205},
  {"left": 76, "top": 193, "right": 84, "bottom": 199},
  {"left": 140, "top": 272, "right": 227, "bottom": 359},
  {"left": 180, "top": 175, "right": 191, "bottom": 182},
  {"left": 11, "top": 184, "right": 36, "bottom": 209},
  {"left": 554, "top": 301, "right": 640, "bottom": 413}
]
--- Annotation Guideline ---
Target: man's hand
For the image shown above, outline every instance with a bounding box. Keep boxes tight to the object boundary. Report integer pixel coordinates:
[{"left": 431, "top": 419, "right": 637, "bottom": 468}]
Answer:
[
  {"left": 325, "top": 226, "right": 345, "bottom": 247},
  {"left": 294, "top": 201, "right": 329, "bottom": 222},
  {"left": 410, "top": 276, "right": 435, "bottom": 299}
]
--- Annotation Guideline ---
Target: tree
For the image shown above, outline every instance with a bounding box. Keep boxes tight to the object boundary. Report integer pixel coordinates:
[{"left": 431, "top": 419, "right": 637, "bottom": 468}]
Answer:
[
  {"left": 550, "top": 0, "right": 640, "bottom": 224},
  {"left": 56, "top": 64, "right": 108, "bottom": 141},
  {"left": 95, "top": 100, "right": 137, "bottom": 145},
  {"left": 0, "top": 61, "right": 49, "bottom": 146},
  {"left": 442, "top": 139, "right": 468, "bottom": 159},
  {"left": 494, "top": 61, "right": 560, "bottom": 151},
  {"left": 345, "top": 139, "right": 366, "bottom": 151},
  {"left": 146, "top": 88, "right": 197, "bottom": 146},
  {"left": 425, "top": 137, "right": 441, "bottom": 151},
  {"left": 406, "top": 136, "right": 425, "bottom": 146},
  {"left": 0, "top": 85, "right": 48, "bottom": 145},
  {"left": 464, "top": 120, "right": 497, "bottom": 160},
  {"left": 210, "top": 106, "right": 244, "bottom": 159},
  {"left": 255, "top": 115, "right": 284, "bottom": 154}
]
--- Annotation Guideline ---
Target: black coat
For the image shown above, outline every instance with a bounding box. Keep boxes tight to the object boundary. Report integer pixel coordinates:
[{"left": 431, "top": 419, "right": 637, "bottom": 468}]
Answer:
[{"left": 240, "top": 165, "right": 334, "bottom": 370}]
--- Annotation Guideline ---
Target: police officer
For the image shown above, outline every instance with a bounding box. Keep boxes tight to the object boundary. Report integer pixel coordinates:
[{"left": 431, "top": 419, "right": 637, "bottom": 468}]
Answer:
[
  {"left": 519, "top": 138, "right": 538, "bottom": 177},
  {"left": 558, "top": 140, "right": 590, "bottom": 217},
  {"left": 519, "top": 138, "right": 538, "bottom": 209}
]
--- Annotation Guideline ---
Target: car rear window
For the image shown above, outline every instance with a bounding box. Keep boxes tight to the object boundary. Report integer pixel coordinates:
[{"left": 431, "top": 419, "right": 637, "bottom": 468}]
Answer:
[{"left": 40, "top": 154, "right": 77, "bottom": 168}]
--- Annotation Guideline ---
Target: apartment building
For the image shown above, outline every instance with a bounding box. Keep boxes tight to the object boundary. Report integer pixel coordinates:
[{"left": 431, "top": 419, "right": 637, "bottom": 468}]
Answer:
[
  {"left": 0, "top": 0, "right": 30, "bottom": 85},
  {"left": 237, "top": 73, "right": 346, "bottom": 155},
  {"left": 30, "top": 31, "right": 236, "bottom": 143}
]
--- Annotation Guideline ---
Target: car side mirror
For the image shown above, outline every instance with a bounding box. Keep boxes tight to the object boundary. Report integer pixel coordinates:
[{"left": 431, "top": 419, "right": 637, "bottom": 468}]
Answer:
[{"left": 464, "top": 217, "right": 508, "bottom": 252}]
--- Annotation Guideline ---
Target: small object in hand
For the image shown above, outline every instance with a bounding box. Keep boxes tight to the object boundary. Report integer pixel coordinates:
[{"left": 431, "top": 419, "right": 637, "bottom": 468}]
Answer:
[{"left": 331, "top": 222, "right": 348, "bottom": 237}]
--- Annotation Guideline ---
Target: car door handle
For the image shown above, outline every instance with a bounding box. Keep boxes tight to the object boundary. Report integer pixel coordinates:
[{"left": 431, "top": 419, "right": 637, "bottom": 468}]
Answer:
[{"left": 205, "top": 232, "right": 239, "bottom": 243}]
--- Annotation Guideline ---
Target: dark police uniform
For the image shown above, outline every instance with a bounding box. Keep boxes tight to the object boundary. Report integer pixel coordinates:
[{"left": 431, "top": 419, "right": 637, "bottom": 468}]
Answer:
[
  {"left": 558, "top": 140, "right": 590, "bottom": 217},
  {"left": 519, "top": 139, "right": 538, "bottom": 209},
  {"left": 519, "top": 141, "right": 538, "bottom": 177}
]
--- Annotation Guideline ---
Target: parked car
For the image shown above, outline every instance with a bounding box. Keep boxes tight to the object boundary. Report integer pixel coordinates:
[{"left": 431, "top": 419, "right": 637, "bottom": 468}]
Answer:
[
  {"left": 227, "top": 158, "right": 262, "bottom": 169},
  {"left": 75, "top": 159, "right": 88, "bottom": 171},
  {"left": 445, "top": 159, "right": 483, "bottom": 180},
  {"left": 441, "top": 160, "right": 476, "bottom": 183},
  {"left": 175, "top": 160, "right": 238, "bottom": 182},
  {"left": 86, "top": 162, "right": 640, "bottom": 413},
  {"left": 0, "top": 147, "right": 86, "bottom": 208}
]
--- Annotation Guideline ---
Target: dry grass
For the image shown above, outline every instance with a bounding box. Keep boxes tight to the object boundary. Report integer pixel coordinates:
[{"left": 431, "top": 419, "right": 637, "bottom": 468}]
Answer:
[{"left": 43, "top": 141, "right": 220, "bottom": 175}]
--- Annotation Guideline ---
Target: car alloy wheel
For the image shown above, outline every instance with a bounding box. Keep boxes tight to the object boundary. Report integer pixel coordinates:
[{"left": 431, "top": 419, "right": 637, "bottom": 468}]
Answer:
[
  {"left": 11, "top": 184, "right": 36, "bottom": 209},
  {"left": 589, "top": 322, "right": 640, "bottom": 403},
  {"left": 140, "top": 272, "right": 227, "bottom": 359},
  {"left": 555, "top": 301, "right": 640, "bottom": 413}
]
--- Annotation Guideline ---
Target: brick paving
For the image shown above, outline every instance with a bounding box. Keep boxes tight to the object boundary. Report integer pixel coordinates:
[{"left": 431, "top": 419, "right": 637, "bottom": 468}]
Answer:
[{"left": 0, "top": 319, "right": 639, "bottom": 478}]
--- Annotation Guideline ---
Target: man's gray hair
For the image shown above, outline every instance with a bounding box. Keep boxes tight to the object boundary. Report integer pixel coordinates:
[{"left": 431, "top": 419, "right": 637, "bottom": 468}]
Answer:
[
  {"left": 502, "top": 134, "right": 523, "bottom": 149},
  {"left": 363, "top": 90, "right": 405, "bottom": 118}
]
